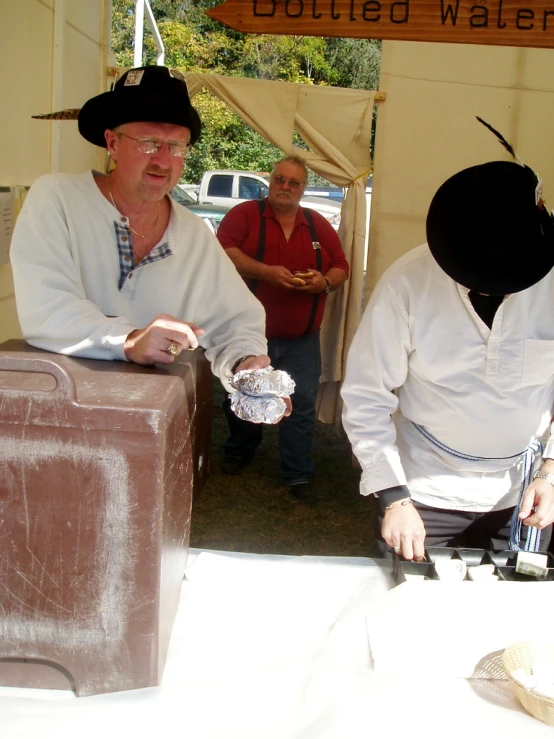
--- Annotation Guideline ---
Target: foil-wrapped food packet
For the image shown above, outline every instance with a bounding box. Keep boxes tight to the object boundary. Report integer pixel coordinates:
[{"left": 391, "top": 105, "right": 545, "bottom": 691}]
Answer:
[
  {"left": 229, "top": 367, "right": 295, "bottom": 424},
  {"left": 231, "top": 367, "right": 295, "bottom": 397},
  {"left": 230, "top": 392, "right": 288, "bottom": 424}
]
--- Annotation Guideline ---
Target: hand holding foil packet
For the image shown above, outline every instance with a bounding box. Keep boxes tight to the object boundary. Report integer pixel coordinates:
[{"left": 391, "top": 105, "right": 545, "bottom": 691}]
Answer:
[{"left": 230, "top": 367, "right": 295, "bottom": 424}]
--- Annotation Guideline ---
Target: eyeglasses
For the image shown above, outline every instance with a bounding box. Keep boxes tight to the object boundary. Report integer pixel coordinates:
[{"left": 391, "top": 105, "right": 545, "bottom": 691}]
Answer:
[
  {"left": 272, "top": 175, "right": 305, "bottom": 191},
  {"left": 117, "top": 132, "right": 191, "bottom": 158}
]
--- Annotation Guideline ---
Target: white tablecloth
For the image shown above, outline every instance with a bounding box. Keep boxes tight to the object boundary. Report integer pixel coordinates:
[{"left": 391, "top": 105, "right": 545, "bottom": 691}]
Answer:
[{"left": 0, "top": 549, "right": 551, "bottom": 739}]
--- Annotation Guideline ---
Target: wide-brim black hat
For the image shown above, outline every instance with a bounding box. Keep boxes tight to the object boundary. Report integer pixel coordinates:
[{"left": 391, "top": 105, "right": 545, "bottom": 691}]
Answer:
[
  {"left": 426, "top": 161, "right": 554, "bottom": 295},
  {"left": 78, "top": 66, "right": 201, "bottom": 148}
]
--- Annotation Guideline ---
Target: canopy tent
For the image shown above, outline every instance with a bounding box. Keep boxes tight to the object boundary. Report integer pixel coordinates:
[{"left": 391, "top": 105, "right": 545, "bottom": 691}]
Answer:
[{"left": 185, "top": 73, "right": 378, "bottom": 422}]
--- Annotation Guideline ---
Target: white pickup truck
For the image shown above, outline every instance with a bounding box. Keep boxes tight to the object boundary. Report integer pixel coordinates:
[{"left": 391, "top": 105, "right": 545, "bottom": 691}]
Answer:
[{"left": 196, "top": 170, "right": 342, "bottom": 230}]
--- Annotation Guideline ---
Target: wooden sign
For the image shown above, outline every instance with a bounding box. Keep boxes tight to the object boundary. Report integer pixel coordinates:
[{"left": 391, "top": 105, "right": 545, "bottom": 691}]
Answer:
[{"left": 207, "top": 0, "right": 554, "bottom": 48}]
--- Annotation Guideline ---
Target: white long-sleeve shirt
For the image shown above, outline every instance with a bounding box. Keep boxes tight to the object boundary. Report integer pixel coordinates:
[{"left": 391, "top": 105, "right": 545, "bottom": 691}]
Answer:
[
  {"left": 10, "top": 171, "right": 267, "bottom": 390},
  {"left": 341, "top": 244, "right": 554, "bottom": 512}
]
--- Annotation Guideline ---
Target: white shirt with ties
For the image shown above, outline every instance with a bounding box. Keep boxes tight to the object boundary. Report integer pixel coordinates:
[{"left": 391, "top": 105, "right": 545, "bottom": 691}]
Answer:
[{"left": 341, "top": 244, "right": 554, "bottom": 512}]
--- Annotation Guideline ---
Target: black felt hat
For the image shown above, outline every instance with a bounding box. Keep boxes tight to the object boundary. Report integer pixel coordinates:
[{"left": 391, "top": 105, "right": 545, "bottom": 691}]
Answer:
[
  {"left": 426, "top": 160, "right": 554, "bottom": 295},
  {"left": 78, "top": 66, "right": 201, "bottom": 148}
]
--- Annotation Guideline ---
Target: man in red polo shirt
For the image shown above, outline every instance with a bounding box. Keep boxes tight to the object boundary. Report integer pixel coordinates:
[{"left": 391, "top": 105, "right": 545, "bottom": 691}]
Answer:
[{"left": 217, "top": 156, "right": 349, "bottom": 502}]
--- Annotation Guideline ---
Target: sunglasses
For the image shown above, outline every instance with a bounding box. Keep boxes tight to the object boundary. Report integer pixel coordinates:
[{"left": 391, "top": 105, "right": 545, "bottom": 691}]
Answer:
[{"left": 272, "top": 175, "right": 305, "bottom": 191}]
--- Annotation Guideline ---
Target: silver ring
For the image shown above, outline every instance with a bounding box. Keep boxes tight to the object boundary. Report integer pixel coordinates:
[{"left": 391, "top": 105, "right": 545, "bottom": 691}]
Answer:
[
  {"left": 394, "top": 547, "right": 401, "bottom": 553},
  {"left": 166, "top": 341, "right": 179, "bottom": 356}
]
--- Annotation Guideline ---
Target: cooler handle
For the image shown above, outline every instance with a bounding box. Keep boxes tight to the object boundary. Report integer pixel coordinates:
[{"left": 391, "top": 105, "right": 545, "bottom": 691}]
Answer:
[{"left": 0, "top": 354, "right": 77, "bottom": 402}]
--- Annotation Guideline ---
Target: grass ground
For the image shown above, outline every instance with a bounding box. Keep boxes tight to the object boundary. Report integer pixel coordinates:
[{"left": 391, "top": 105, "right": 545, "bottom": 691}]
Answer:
[{"left": 189, "top": 381, "right": 380, "bottom": 557}]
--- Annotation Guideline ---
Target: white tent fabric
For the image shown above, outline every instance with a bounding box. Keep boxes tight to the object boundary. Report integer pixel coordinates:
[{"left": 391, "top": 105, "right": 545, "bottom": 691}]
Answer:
[{"left": 185, "top": 73, "right": 376, "bottom": 422}]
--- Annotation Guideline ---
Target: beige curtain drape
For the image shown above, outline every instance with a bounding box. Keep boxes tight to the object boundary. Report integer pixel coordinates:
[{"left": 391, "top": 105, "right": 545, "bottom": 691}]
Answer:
[{"left": 186, "top": 73, "right": 375, "bottom": 423}]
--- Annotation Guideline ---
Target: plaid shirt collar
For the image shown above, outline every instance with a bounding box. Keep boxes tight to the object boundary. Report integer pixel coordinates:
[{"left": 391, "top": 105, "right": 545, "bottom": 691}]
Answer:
[{"left": 114, "top": 221, "right": 172, "bottom": 289}]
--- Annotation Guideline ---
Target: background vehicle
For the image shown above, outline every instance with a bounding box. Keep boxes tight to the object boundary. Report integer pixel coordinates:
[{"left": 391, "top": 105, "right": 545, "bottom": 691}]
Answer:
[
  {"left": 170, "top": 186, "right": 229, "bottom": 233},
  {"left": 197, "top": 170, "right": 342, "bottom": 230},
  {"left": 178, "top": 183, "right": 200, "bottom": 199},
  {"left": 304, "top": 186, "right": 344, "bottom": 203}
]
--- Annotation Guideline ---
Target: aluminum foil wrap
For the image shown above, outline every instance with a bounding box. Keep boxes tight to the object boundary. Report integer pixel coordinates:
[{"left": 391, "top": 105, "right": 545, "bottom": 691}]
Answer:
[
  {"left": 231, "top": 367, "right": 295, "bottom": 397},
  {"left": 229, "top": 367, "right": 295, "bottom": 424},
  {"left": 229, "top": 392, "right": 288, "bottom": 424}
]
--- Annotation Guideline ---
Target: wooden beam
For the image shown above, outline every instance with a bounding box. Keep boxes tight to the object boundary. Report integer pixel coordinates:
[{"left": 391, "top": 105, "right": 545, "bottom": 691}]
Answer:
[{"left": 207, "top": 0, "right": 554, "bottom": 49}]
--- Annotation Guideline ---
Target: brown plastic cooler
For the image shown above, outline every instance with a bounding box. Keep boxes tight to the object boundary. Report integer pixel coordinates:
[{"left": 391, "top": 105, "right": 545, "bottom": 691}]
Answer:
[{"left": 0, "top": 340, "right": 213, "bottom": 696}]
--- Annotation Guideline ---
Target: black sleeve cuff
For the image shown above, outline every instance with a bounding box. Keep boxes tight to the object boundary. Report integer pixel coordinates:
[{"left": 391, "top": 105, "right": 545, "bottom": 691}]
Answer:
[
  {"left": 231, "top": 355, "right": 256, "bottom": 374},
  {"left": 377, "top": 485, "right": 411, "bottom": 510}
]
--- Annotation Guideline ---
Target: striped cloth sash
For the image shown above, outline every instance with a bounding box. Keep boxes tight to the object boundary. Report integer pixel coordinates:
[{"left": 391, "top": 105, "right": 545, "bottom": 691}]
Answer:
[{"left": 412, "top": 423, "right": 543, "bottom": 552}]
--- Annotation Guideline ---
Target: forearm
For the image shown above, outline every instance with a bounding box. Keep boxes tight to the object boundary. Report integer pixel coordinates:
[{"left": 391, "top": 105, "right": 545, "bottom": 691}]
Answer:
[
  {"left": 341, "top": 281, "right": 412, "bottom": 495},
  {"left": 342, "top": 371, "right": 408, "bottom": 495},
  {"left": 537, "top": 418, "right": 554, "bottom": 471},
  {"left": 225, "top": 247, "right": 274, "bottom": 282},
  {"left": 206, "top": 325, "right": 267, "bottom": 392},
  {"left": 17, "top": 296, "right": 133, "bottom": 361},
  {"left": 540, "top": 422, "right": 554, "bottom": 471},
  {"left": 539, "top": 458, "right": 554, "bottom": 473},
  {"left": 12, "top": 257, "right": 133, "bottom": 360},
  {"left": 323, "top": 267, "right": 348, "bottom": 292},
  {"left": 200, "top": 259, "right": 268, "bottom": 391}
]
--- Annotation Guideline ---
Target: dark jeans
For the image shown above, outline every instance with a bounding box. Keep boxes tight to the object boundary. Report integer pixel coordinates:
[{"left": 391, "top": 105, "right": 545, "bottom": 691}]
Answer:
[
  {"left": 376, "top": 500, "right": 553, "bottom": 558},
  {"left": 223, "top": 331, "right": 321, "bottom": 485}
]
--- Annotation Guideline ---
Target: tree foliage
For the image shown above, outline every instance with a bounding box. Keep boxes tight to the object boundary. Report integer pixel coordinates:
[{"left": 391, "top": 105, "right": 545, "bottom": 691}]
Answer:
[
  {"left": 325, "top": 38, "right": 382, "bottom": 90},
  {"left": 111, "top": 0, "right": 381, "bottom": 184},
  {"left": 240, "top": 35, "right": 332, "bottom": 83}
]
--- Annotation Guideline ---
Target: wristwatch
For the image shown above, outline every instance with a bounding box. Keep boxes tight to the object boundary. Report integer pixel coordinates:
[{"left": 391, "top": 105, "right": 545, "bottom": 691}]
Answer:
[
  {"left": 533, "top": 470, "right": 554, "bottom": 487},
  {"left": 323, "top": 278, "right": 331, "bottom": 295}
]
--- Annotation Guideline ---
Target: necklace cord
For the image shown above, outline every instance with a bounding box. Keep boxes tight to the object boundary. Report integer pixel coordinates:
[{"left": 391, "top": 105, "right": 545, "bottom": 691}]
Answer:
[{"left": 109, "top": 189, "right": 161, "bottom": 239}]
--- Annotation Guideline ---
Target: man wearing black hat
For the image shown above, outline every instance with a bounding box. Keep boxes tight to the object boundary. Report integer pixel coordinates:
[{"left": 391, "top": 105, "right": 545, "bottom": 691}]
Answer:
[
  {"left": 10, "top": 66, "right": 275, "bottom": 394},
  {"left": 341, "top": 154, "right": 554, "bottom": 560}
]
